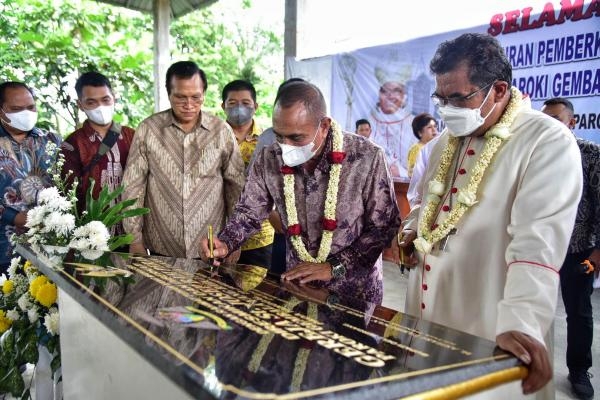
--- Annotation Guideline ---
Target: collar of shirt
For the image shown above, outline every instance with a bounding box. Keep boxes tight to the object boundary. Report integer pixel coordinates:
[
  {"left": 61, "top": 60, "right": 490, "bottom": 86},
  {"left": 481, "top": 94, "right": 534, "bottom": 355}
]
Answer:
[
  {"left": 250, "top": 119, "right": 262, "bottom": 137},
  {"left": 239, "top": 119, "right": 262, "bottom": 143},
  {"left": 0, "top": 123, "right": 42, "bottom": 139},
  {"left": 165, "top": 109, "right": 209, "bottom": 133},
  {"left": 82, "top": 119, "right": 117, "bottom": 142}
]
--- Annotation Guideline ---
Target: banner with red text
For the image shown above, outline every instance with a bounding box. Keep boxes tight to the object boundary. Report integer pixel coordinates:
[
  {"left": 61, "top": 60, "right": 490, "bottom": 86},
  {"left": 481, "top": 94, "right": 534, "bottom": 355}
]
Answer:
[{"left": 331, "top": 1, "right": 599, "bottom": 182}]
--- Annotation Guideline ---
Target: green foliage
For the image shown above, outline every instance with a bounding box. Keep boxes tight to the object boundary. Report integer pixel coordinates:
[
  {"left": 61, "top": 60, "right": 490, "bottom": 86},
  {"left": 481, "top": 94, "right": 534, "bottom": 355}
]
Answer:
[
  {"left": 82, "top": 179, "right": 150, "bottom": 250},
  {"left": 0, "top": 0, "right": 154, "bottom": 135},
  {"left": 0, "top": 0, "right": 283, "bottom": 136},
  {"left": 171, "top": 2, "right": 283, "bottom": 123}
]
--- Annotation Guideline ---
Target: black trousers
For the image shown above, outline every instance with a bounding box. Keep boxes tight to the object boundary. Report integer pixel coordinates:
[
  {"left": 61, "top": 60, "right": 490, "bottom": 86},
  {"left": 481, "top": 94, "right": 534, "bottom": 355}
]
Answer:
[
  {"left": 560, "top": 250, "right": 595, "bottom": 371},
  {"left": 238, "top": 244, "right": 273, "bottom": 270},
  {"left": 269, "top": 233, "right": 287, "bottom": 276}
]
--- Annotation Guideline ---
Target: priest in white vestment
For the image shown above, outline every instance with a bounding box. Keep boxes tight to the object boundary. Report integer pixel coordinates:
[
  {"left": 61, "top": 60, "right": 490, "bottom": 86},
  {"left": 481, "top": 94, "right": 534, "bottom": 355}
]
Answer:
[
  {"left": 400, "top": 33, "right": 582, "bottom": 400},
  {"left": 369, "top": 64, "right": 418, "bottom": 183}
]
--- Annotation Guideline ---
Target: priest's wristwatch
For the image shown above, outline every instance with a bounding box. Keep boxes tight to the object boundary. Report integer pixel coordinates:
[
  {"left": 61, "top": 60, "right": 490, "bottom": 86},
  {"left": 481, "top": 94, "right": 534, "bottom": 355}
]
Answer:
[{"left": 327, "top": 255, "right": 346, "bottom": 280}]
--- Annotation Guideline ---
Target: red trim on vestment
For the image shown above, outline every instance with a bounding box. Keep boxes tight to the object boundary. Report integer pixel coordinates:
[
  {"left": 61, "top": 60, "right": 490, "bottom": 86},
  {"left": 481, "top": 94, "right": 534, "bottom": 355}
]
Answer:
[{"left": 507, "top": 260, "right": 559, "bottom": 274}]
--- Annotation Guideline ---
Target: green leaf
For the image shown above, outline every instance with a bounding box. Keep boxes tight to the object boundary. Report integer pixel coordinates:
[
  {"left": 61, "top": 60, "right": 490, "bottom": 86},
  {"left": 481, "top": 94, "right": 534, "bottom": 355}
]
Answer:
[
  {"left": 108, "top": 234, "right": 134, "bottom": 250},
  {"left": 104, "top": 207, "right": 149, "bottom": 228},
  {"left": 22, "top": 338, "right": 39, "bottom": 364},
  {"left": 20, "top": 388, "right": 31, "bottom": 400},
  {"left": 4, "top": 365, "right": 25, "bottom": 397},
  {"left": 1, "top": 329, "right": 15, "bottom": 353},
  {"left": 50, "top": 354, "right": 61, "bottom": 375}
]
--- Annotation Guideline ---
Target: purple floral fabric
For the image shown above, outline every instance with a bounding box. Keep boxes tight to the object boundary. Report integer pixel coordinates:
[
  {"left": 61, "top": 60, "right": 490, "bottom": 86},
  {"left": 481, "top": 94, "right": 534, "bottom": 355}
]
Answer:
[{"left": 219, "top": 132, "right": 400, "bottom": 304}]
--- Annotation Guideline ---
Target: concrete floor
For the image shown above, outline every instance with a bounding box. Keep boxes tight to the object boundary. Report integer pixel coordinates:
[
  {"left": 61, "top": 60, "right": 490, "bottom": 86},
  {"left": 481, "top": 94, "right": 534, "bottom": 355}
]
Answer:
[{"left": 382, "top": 261, "right": 600, "bottom": 400}]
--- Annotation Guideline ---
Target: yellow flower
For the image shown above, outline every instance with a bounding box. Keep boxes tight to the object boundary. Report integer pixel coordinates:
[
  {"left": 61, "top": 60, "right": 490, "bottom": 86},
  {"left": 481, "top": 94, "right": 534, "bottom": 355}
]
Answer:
[
  {"left": 2, "top": 280, "right": 14, "bottom": 295},
  {"left": 29, "top": 275, "right": 49, "bottom": 298},
  {"left": 23, "top": 260, "right": 35, "bottom": 273},
  {"left": 0, "top": 310, "right": 12, "bottom": 333},
  {"left": 35, "top": 282, "right": 57, "bottom": 308}
]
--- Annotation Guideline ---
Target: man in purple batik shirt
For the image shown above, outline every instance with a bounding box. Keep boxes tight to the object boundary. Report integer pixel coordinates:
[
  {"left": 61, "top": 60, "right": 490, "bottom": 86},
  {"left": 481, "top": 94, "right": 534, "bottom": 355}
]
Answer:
[{"left": 200, "top": 81, "right": 400, "bottom": 304}]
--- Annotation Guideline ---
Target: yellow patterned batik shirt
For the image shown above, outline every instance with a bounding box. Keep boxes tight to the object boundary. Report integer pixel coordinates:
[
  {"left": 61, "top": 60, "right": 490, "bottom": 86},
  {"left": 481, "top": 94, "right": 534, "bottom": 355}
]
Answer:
[{"left": 238, "top": 120, "right": 275, "bottom": 251}]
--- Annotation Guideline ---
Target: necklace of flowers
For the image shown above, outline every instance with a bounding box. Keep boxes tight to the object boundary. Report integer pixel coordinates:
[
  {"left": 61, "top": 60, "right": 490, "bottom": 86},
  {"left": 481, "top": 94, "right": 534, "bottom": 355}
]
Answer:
[
  {"left": 281, "top": 119, "right": 345, "bottom": 263},
  {"left": 414, "top": 87, "right": 523, "bottom": 254}
]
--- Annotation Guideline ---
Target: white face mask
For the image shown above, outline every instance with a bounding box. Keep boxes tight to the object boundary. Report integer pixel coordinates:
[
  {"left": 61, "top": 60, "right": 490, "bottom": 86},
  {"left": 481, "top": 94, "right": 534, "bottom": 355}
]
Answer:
[
  {"left": 279, "top": 122, "right": 324, "bottom": 167},
  {"left": 437, "top": 86, "right": 496, "bottom": 137},
  {"left": 84, "top": 104, "right": 114, "bottom": 126},
  {"left": 2, "top": 109, "right": 38, "bottom": 132}
]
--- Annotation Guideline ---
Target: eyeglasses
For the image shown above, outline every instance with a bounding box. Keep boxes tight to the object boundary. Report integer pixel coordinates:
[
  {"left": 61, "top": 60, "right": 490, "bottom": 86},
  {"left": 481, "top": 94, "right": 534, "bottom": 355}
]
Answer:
[
  {"left": 170, "top": 94, "right": 203, "bottom": 107},
  {"left": 431, "top": 81, "right": 495, "bottom": 107}
]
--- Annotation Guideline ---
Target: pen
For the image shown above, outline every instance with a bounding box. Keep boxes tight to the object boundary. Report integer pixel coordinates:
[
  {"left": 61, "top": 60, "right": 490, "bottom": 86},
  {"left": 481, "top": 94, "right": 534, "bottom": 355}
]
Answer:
[
  {"left": 397, "top": 232, "right": 406, "bottom": 274},
  {"left": 208, "top": 225, "right": 214, "bottom": 264}
]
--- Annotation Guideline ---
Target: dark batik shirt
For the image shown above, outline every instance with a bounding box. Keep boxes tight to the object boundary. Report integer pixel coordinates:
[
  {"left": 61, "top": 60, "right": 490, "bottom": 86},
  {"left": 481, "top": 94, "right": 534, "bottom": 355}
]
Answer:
[
  {"left": 569, "top": 138, "right": 600, "bottom": 254},
  {"left": 219, "top": 131, "right": 401, "bottom": 304},
  {"left": 0, "top": 125, "right": 62, "bottom": 266},
  {"left": 60, "top": 120, "right": 135, "bottom": 236}
]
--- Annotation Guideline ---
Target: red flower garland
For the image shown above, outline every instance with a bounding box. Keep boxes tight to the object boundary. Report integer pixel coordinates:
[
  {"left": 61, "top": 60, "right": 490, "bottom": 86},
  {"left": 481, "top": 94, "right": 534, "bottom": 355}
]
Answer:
[
  {"left": 283, "top": 150, "right": 345, "bottom": 238},
  {"left": 287, "top": 224, "right": 301, "bottom": 236},
  {"left": 281, "top": 165, "right": 295, "bottom": 175},
  {"left": 322, "top": 218, "right": 337, "bottom": 231},
  {"left": 328, "top": 151, "right": 346, "bottom": 164}
]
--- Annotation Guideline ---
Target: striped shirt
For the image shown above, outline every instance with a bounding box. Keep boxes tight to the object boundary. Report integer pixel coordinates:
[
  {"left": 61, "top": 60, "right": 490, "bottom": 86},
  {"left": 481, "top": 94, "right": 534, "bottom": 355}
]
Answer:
[{"left": 122, "top": 109, "right": 245, "bottom": 258}]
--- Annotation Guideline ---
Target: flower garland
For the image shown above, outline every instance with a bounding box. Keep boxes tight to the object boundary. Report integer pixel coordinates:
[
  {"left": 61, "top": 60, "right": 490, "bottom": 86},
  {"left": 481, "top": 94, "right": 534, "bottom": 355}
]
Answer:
[
  {"left": 414, "top": 87, "right": 523, "bottom": 254},
  {"left": 282, "top": 119, "right": 345, "bottom": 263}
]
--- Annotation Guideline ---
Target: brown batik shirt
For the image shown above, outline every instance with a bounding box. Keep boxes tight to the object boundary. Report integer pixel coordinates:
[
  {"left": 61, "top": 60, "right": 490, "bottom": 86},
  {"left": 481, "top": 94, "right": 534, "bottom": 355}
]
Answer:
[{"left": 123, "top": 109, "right": 245, "bottom": 258}]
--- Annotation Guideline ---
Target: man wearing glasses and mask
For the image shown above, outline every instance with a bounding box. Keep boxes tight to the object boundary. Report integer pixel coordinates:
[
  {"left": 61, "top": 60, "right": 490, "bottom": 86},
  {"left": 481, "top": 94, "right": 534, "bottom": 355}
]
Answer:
[
  {"left": 123, "top": 61, "right": 245, "bottom": 259},
  {"left": 399, "top": 33, "right": 582, "bottom": 399},
  {"left": 200, "top": 81, "right": 400, "bottom": 304}
]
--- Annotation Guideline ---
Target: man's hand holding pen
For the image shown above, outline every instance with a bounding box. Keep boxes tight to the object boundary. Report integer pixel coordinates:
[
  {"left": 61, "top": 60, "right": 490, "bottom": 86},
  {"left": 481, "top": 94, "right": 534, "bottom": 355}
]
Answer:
[
  {"left": 200, "top": 225, "right": 243, "bottom": 266},
  {"left": 200, "top": 226, "right": 228, "bottom": 266}
]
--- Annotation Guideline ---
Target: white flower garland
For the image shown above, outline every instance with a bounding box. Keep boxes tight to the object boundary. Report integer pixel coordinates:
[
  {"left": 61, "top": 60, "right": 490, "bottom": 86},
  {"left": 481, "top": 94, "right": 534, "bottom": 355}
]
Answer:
[
  {"left": 283, "top": 119, "right": 344, "bottom": 263},
  {"left": 415, "top": 87, "right": 523, "bottom": 254}
]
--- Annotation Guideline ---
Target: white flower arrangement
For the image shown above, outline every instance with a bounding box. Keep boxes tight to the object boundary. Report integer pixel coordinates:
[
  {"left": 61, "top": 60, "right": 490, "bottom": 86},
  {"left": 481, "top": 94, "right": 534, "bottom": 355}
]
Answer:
[
  {"left": 17, "top": 293, "right": 31, "bottom": 311},
  {"left": 43, "top": 308, "right": 60, "bottom": 336},
  {"left": 69, "top": 221, "right": 111, "bottom": 260},
  {"left": 416, "top": 87, "right": 524, "bottom": 253},
  {"left": 6, "top": 308, "right": 19, "bottom": 321},
  {"left": 456, "top": 189, "right": 478, "bottom": 206},
  {"left": 428, "top": 180, "right": 445, "bottom": 196},
  {"left": 27, "top": 307, "right": 40, "bottom": 323},
  {"left": 413, "top": 237, "right": 433, "bottom": 254},
  {"left": 0, "top": 258, "right": 65, "bottom": 399}
]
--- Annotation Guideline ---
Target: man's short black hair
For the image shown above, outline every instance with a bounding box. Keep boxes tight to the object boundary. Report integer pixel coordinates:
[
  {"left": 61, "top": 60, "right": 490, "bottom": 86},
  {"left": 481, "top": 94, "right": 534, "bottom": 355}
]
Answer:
[
  {"left": 355, "top": 119, "right": 371, "bottom": 130},
  {"left": 75, "top": 71, "right": 113, "bottom": 98},
  {"left": 222, "top": 80, "right": 256, "bottom": 103},
  {"left": 412, "top": 113, "right": 436, "bottom": 139},
  {"left": 543, "top": 97, "right": 575, "bottom": 116},
  {"left": 165, "top": 61, "right": 208, "bottom": 94},
  {"left": 274, "top": 81, "right": 326, "bottom": 127},
  {"left": 430, "top": 33, "right": 512, "bottom": 88},
  {"left": 0, "top": 82, "right": 34, "bottom": 107},
  {"left": 276, "top": 77, "right": 306, "bottom": 97}
]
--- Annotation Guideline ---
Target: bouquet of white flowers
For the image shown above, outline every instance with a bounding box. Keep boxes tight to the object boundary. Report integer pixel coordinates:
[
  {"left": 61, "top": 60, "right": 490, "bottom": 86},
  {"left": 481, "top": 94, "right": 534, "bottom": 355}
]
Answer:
[{"left": 1, "top": 140, "right": 149, "bottom": 398}]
